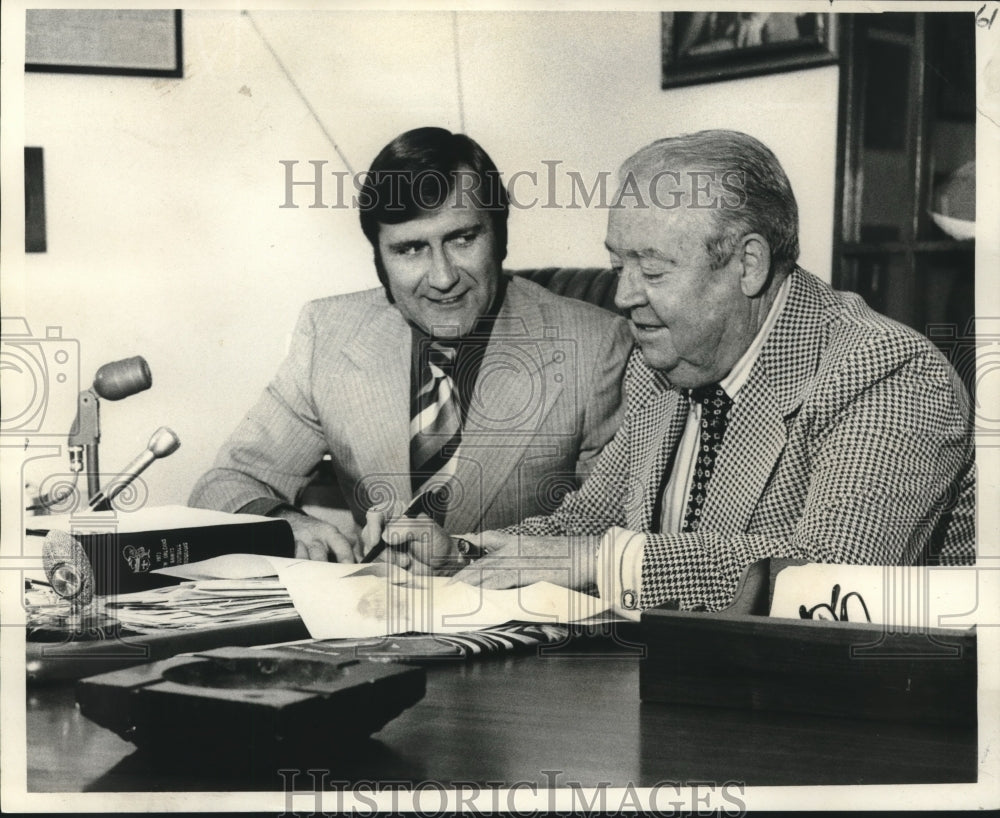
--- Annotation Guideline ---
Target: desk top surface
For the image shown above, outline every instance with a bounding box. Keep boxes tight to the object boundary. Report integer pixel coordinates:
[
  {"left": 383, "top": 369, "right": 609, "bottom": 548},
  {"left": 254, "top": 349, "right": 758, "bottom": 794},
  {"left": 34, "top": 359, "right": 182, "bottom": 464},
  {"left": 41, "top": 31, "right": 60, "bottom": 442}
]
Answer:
[{"left": 26, "top": 642, "right": 977, "bottom": 793}]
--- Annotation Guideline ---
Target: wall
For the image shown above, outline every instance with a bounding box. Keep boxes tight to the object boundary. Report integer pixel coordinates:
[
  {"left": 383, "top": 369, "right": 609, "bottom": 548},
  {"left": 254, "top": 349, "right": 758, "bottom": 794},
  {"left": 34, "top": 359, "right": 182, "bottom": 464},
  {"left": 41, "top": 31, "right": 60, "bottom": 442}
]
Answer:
[{"left": 17, "top": 9, "right": 839, "bottom": 506}]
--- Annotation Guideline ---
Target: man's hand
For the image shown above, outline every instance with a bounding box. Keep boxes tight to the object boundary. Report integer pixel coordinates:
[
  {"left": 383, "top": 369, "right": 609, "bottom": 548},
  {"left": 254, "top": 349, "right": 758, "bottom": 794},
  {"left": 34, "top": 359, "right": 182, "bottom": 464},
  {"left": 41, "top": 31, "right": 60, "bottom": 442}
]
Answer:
[
  {"left": 451, "top": 532, "right": 599, "bottom": 591},
  {"left": 373, "top": 512, "right": 463, "bottom": 575},
  {"left": 359, "top": 507, "right": 392, "bottom": 563},
  {"left": 273, "top": 507, "right": 357, "bottom": 562}
]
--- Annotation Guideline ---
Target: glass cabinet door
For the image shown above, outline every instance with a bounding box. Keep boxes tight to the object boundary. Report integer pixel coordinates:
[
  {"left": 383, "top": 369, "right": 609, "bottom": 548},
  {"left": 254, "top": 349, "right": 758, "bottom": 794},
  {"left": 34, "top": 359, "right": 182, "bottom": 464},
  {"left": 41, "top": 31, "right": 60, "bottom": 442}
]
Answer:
[{"left": 835, "top": 12, "right": 975, "bottom": 399}]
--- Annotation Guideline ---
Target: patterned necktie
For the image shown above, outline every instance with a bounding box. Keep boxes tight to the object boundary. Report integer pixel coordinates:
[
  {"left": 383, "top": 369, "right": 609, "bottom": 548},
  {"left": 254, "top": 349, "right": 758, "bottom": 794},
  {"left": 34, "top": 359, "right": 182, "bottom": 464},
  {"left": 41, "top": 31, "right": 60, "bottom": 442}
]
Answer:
[
  {"left": 410, "top": 341, "right": 462, "bottom": 498},
  {"left": 681, "top": 383, "right": 733, "bottom": 533}
]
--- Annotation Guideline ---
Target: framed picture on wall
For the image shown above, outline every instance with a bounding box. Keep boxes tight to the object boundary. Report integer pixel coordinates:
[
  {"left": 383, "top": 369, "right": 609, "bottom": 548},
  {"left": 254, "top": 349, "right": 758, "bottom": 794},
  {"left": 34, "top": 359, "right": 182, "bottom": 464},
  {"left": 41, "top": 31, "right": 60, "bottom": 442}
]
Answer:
[
  {"left": 25, "top": 9, "right": 183, "bottom": 78},
  {"left": 25, "top": 147, "right": 46, "bottom": 254},
  {"left": 661, "top": 12, "right": 837, "bottom": 89}
]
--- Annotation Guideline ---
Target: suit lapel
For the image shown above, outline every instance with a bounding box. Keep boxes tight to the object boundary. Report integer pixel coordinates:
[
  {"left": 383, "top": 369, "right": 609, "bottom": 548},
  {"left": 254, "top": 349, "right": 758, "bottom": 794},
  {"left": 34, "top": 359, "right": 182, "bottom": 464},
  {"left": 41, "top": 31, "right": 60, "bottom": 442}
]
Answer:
[
  {"left": 702, "top": 268, "right": 826, "bottom": 535},
  {"left": 444, "top": 278, "right": 564, "bottom": 532},
  {"left": 339, "top": 300, "right": 413, "bottom": 513},
  {"left": 618, "top": 360, "right": 687, "bottom": 531},
  {"left": 639, "top": 390, "right": 688, "bottom": 530}
]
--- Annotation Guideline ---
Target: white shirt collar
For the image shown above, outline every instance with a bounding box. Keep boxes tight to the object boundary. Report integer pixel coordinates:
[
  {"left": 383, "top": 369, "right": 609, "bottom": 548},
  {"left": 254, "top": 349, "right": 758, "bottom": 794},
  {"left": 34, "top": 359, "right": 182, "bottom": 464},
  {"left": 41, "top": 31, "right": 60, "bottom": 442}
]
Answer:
[{"left": 718, "top": 274, "right": 791, "bottom": 400}]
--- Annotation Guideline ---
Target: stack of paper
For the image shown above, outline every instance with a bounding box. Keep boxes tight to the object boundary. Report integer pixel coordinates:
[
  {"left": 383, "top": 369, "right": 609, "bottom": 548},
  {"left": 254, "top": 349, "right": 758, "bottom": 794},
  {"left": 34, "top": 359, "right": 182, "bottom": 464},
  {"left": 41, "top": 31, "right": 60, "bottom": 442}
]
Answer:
[
  {"left": 105, "top": 578, "right": 298, "bottom": 632},
  {"left": 140, "top": 553, "right": 613, "bottom": 639}
]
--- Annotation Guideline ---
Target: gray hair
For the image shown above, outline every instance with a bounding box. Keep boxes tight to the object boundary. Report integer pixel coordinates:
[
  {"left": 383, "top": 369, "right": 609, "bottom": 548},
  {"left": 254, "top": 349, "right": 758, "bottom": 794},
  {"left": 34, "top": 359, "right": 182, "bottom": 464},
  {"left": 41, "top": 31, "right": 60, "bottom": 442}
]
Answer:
[{"left": 619, "top": 130, "right": 799, "bottom": 276}]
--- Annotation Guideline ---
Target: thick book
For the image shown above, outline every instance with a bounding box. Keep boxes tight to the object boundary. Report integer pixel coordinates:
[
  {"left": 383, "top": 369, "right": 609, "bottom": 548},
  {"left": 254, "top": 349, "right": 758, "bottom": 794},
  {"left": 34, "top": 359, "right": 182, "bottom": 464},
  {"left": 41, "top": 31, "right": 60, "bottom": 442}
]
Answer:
[{"left": 26, "top": 505, "right": 295, "bottom": 596}]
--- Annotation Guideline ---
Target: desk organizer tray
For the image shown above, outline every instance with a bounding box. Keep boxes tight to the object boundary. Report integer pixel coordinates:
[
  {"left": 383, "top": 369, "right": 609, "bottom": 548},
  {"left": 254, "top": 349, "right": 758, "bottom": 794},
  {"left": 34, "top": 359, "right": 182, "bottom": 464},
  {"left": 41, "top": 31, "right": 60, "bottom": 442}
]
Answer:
[
  {"left": 639, "top": 558, "right": 976, "bottom": 725},
  {"left": 76, "top": 645, "right": 426, "bottom": 771}
]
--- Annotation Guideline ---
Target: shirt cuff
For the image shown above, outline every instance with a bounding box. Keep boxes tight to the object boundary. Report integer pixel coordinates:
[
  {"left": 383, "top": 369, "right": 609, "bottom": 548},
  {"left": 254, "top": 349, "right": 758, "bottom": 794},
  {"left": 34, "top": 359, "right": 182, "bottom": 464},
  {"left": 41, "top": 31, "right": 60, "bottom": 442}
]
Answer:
[{"left": 595, "top": 526, "right": 646, "bottom": 621}]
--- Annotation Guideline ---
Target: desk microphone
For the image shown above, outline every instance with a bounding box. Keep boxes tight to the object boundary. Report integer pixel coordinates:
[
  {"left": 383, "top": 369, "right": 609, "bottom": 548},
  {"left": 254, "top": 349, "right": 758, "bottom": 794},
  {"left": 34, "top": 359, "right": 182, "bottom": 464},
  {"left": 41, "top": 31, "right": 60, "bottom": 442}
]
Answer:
[
  {"left": 93, "top": 356, "right": 152, "bottom": 401},
  {"left": 68, "top": 356, "right": 154, "bottom": 505},
  {"left": 88, "top": 427, "right": 180, "bottom": 511}
]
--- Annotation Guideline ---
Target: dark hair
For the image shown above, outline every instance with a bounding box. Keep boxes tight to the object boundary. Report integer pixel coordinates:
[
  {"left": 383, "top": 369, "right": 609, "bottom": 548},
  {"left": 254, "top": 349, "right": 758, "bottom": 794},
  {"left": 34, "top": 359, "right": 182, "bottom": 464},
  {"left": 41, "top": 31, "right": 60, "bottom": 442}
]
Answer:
[
  {"left": 621, "top": 129, "right": 800, "bottom": 276},
  {"left": 358, "top": 127, "right": 509, "bottom": 287}
]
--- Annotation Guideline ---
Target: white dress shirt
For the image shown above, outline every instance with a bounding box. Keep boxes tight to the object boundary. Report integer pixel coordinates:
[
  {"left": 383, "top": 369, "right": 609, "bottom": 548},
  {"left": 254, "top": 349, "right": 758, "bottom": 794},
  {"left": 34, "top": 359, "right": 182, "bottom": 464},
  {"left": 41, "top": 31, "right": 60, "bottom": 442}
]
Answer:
[{"left": 597, "top": 276, "right": 791, "bottom": 618}]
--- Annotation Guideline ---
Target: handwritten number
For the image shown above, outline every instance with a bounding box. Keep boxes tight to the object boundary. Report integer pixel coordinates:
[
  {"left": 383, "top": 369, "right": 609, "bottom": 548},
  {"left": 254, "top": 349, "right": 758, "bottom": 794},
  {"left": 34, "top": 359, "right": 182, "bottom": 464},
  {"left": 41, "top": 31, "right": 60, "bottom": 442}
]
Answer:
[{"left": 976, "top": 3, "right": 997, "bottom": 29}]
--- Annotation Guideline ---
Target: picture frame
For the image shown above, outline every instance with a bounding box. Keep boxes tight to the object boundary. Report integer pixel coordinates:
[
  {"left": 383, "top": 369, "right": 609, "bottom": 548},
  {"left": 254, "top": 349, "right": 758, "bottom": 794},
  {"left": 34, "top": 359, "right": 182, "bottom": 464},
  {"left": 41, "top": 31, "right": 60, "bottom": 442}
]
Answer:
[
  {"left": 661, "top": 11, "right": 837, "bottom": 89},
  {"left": 25, "top": 147, "right": 46, "bottom": 254},
  {"left": 25, "top": 9, "right": 183, "bottom": 78}
]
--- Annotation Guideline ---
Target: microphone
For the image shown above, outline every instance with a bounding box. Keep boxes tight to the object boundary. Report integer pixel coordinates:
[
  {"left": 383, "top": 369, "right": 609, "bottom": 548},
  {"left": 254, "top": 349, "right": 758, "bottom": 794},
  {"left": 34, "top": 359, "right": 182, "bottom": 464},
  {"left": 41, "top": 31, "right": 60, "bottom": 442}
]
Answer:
[
  {"left": 88, "top": 427, "right": 180, "bottom": 511},
  {"left": 93, "top": 356, "right": 152, "bottom": 401}
]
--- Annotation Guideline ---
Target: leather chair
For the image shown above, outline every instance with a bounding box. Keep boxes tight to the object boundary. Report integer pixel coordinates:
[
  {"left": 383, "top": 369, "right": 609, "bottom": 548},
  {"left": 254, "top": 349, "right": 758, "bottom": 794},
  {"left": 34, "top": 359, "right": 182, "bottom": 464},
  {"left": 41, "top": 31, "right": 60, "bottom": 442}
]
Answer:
[{"left": 508, "top": 267, "right": 619, "bottom": 312}]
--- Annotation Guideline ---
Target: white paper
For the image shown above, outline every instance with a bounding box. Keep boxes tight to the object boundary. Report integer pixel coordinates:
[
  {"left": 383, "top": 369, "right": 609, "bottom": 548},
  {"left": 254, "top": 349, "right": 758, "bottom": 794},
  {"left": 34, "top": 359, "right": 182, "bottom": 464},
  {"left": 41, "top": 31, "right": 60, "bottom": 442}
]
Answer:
[
  {"left": 151, "top": 552, "right": 304, "bottom": 580},
  {"left": 140, "top": 552, "right": 611, "bottom": 637},
  {"left": 278, "top": 559, "right": 609, "bottom": 639},
  {"left": 770, "top": 563, "right": 985, "bottom": 629}
]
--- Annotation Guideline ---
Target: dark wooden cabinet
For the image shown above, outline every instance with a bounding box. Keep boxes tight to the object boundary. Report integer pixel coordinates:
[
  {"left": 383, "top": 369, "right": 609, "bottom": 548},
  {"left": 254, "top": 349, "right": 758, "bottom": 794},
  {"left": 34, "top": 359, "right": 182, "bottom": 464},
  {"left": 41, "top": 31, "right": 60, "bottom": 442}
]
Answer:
[{"left": 833, "top": 12, "right": 976, "bottom": 399}]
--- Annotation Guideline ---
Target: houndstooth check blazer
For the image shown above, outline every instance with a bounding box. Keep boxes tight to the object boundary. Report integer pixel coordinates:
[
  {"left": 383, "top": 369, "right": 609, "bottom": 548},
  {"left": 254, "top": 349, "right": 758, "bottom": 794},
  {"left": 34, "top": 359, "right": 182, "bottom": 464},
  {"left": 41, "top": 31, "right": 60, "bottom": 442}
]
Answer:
[{"left": 508, "top": 267, "right": 976, "bottom": 611}]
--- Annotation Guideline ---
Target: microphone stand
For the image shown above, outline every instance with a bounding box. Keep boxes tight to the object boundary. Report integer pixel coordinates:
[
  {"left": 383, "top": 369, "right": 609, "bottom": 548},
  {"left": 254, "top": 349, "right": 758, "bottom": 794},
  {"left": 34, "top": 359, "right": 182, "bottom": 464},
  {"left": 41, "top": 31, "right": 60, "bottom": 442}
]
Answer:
[
  {"left": 62, "top": 356, "right": 152, "bottom": 508},
  {"left": 68, "top": 387, "right": 102, "bottom": 504}
]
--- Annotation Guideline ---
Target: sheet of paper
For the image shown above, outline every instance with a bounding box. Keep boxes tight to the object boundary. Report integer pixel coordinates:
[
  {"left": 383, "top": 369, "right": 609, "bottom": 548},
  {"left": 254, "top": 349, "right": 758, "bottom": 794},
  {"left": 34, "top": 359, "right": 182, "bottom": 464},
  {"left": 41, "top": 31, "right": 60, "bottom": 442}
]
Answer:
[
  {"left": 278, "top": 560, "right": 610, "bottom": 639},
  {"left": 769, "top": 563, "right": 985, "bottom": 629},
  {"left": 152, "top": 552, "right": 306, "bottom": 580}
]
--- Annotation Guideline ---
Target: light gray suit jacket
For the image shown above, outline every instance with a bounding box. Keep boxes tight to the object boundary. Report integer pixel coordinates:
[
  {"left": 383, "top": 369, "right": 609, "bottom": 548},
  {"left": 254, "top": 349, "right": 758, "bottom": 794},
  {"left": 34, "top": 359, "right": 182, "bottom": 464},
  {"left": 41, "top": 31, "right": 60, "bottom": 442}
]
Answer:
[
  {"left": 510, "top": 268, "right": 975, "bottom": 610},
  {"left": 189, "top": 276, "right": 632, "bottom": 534}
]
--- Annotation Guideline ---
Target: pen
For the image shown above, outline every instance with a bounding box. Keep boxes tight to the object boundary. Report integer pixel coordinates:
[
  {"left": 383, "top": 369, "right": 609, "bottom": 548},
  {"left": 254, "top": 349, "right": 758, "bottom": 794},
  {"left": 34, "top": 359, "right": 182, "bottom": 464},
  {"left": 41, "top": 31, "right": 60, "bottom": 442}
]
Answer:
[{"left": 360, "top": 487, "right": 445, "bottom": 564}]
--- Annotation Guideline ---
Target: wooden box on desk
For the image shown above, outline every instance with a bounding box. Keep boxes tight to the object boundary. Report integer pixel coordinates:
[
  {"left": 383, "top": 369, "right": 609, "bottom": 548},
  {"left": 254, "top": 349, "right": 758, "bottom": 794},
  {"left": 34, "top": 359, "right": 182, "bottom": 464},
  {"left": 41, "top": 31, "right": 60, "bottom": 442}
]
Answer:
[{"left": 639, "top": 558, "right": 976, "bottom": 725}]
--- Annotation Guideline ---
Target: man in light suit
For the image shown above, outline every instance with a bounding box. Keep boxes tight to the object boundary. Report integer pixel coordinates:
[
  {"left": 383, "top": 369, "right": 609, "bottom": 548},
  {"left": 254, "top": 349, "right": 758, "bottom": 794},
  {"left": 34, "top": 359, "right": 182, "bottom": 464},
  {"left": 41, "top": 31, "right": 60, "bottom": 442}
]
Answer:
[
  {"left": 190, "top": 127, "right": 632, "bottom": 562},
  {"left": 383, "top": 130, "right": 975, "bottom": 612}
]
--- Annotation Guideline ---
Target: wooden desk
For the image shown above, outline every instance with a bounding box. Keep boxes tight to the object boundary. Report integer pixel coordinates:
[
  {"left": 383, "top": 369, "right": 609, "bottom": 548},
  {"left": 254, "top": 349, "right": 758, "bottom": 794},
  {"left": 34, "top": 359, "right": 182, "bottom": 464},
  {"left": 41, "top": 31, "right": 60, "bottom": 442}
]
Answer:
[{"left": 26, "top": 645, "right": 977, "bottom": 792}]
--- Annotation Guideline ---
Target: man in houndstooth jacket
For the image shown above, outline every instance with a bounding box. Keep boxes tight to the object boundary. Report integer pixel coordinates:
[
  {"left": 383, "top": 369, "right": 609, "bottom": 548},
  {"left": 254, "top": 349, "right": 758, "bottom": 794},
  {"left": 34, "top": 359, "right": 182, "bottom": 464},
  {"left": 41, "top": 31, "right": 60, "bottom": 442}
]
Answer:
[{"left": 379, "top": 130, "right": 975, "bottom": 614}]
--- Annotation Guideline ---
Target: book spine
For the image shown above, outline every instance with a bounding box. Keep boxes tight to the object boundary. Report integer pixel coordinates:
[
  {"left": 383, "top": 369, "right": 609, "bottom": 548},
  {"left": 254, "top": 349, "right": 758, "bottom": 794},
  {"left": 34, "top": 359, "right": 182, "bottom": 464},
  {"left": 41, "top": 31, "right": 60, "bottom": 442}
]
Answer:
[{"left": 74, "top": 519, "right": 295, "bottom": 595}]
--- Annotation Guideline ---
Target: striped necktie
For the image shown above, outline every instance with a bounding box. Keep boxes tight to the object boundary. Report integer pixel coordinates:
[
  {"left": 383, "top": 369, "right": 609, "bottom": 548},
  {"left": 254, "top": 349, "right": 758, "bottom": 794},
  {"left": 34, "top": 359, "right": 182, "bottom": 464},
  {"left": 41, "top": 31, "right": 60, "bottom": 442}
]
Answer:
[
  {"left": 681, "top": 383, "right": 733, "bottom": 533},
  {"left": 410, "top": 341, "right": 462, "bottom": 501}
]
